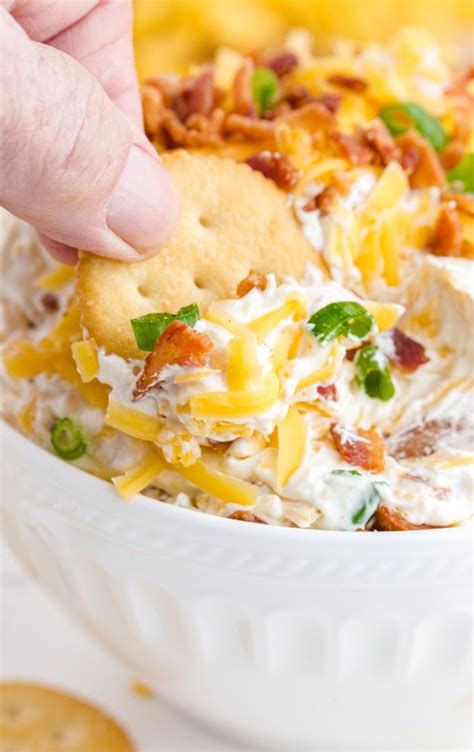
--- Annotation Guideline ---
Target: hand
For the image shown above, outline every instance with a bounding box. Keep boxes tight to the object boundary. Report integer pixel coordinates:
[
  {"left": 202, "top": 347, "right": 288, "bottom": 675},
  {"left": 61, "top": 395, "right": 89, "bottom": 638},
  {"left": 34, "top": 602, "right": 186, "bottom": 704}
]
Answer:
[{"left": 0, "top": 0, "right": 179, "bottom": 263}]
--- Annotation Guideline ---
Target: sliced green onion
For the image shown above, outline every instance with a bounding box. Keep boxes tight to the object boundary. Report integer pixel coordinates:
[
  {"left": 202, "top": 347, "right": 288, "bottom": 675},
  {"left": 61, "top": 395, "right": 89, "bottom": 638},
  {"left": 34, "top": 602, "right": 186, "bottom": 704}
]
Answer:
[
  {"left": 251, "top": 67, "right": 279, "bottom": 116},
  {"left": 131, "top": 304, "right": 200, "bottom": 351},
  {"left": 379, "top": 103, "right": 448, "bottom": 152},
  {"left": 327, "top": 471, "right": 384, "bottom": 528},
  {"left": 308, "top": 301, "right": 375, "bottom": 346},
  {"left": 51, "top": 418, "right": 87, "bottom": 460},
  {"left": 351, "top": 483, "right": 382, "bottom": 526},
  {"left": 331, "top": 469, "right": 362, "bottom": 477},
  {"left": 355, "top": 345, "right": 395, "bottom": 401},
  {"left": 447, "top": 153, "right": 474, "bottom": 194}
]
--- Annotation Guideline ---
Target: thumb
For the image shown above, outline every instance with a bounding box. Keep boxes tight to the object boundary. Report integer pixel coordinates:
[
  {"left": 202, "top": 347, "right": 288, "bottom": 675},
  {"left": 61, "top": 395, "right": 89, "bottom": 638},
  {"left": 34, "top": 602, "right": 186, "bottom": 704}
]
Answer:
[{"left": 0, "top": 10, "right": 179, "bottom": 262}]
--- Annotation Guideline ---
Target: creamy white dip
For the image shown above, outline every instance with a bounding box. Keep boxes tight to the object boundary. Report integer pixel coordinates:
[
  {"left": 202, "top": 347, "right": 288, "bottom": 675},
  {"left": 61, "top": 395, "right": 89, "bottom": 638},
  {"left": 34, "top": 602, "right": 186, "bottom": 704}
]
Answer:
[{"left": 1, "top": 211, "right": 473, "bottom": 531}]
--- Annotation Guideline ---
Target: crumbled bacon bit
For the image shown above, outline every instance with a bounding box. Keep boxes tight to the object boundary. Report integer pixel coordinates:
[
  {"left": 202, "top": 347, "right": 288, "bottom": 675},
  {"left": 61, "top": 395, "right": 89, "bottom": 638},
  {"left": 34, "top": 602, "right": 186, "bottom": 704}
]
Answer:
[
  {"left": 303, "top": 184, "right": 339, "bottom": 214},
  {"left": 233, "top": 58, "right": 255, "bottom": 116},
  {"left": 327, "top": 73, "right": 368, "bottom": 92},
  {"left": 442, "top": 192, "right": 474, "bottom": 216},
  {"left": 381, "top": 329, "right": 429, "bottom": 372},
  {"left": 223, "top": 113, "right": 274, "bottom": 140},
  {"left": 345, "top": 346, "right": 361, "bottom": 362},
  {"left": 284, "top": 85, "right": 311, "bottom": 108},
  {"left": 331, "top": 130, "right": 373, "bottom": 165},
  {"left": 171, "top": 68, "right": 216, "bottom": 121},
  {"left": 282, "top": 86, "right": 341, "bottom": 114},
  {"left": 142, "top": 68, "right": 230, "bottom": 149},
  {"left": 41, "top": 292, "right": 59, "bottom": 313},
  {"left": 445, "top": 65, "right": 474, "bottom": 97},
  {"left": 316, "top": 186, "right": 339, "bottom": 213},
  {"left": 330, "top": 425, "right": 385, "bottom": 473},
  {"left": 429, "top": 204, "right": 463, "bottom": 257},
  {"left": 266, "top": 51, "right": 298, "bottom": 77},
  {"left": 365, "top": 119, "right": 398, "bottom": 165},
  {"left": 399, "top": 145, "right": 420, "bottom": 176},
  {"left": 171, "top": 87, "right": 193, "bottom": 122},
  {"left": 374, "top": 506, "right": 436, "bottom": 531},
  {"left": 440, "top": 140, "right": 466, "bottom": 170},
  {"left": 388, "top": 418, "right": 459, "bottom": 461},
  {"left": 188, "top": 106, "right": 225, "bottom": 136},
  {"left": 264, "top": 101, "right": 292, "bottom": 120},
  {"left": 236, "top": 269, "right": 268, "bottom": 297},
  {"left": 146, "top": 73, "right": 184, "bottom": 105},
  {"left": 133, "top": 321, "right": 213, "bottom": 399},
  {"left": 142, "top": 84, "right": 165, "bottom": 135},
  {"left": 246, "top": 151, "right": 299, "bottom": 190},
  {"left": 187, "top": 67, "right": 215, "bottom": 117},
  {"left": 228, "top": 511, "right": 266, "bottom": 523},
  {"left": 302, "top": 196, "right": 318, "bottom": 212},
  {"left": 396, "top": 130, "right": 446, "bottom": 189},
  {"left": 159, "top": 109, "right": 222, "bottom": 148},
  {"left": 314, "top": 93, "right": 342, "bottom": 114},
  {"left": 317, "top": 384, "right": 338, "bottom": 401},
  {"left": 280, "top": 101, "right": 335, "bottom": 131}
]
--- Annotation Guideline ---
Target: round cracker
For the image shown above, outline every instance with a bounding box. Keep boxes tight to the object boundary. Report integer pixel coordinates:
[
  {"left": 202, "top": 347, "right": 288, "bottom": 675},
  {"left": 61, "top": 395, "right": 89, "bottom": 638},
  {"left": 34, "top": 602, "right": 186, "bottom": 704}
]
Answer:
[
  {"left": 0, "top": 682, "right": 134, "bottom": 751},
  {"left": 76, "top": 150, "right": 323, "bottom": 358}
]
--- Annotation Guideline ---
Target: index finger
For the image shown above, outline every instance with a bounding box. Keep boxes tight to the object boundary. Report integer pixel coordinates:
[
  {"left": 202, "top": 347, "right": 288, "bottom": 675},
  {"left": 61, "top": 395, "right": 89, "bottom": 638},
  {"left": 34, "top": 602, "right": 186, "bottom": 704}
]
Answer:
[{"left": 47, "top": 0, "right": 142, "bottom": 125}]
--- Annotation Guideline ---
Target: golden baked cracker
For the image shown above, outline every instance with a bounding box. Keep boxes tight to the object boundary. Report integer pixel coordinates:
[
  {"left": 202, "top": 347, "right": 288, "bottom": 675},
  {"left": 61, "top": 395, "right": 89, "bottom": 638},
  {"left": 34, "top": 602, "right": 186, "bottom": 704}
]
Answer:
[
  {"left": 0, "top": 682, "right": 134, "bottom": 751},
  {"left": 76, "top": 150, "right": 324, "bottom": 359}
]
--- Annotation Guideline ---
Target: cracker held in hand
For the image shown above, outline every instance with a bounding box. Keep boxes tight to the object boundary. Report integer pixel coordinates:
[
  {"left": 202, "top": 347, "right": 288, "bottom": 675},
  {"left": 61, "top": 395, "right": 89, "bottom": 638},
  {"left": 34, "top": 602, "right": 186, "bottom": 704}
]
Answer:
[
  {"left": 0, "top": 682, "right": 134, "bottom": 751},
  {"left": 76, "top": 151, "right": 323, "bottom": 358}
]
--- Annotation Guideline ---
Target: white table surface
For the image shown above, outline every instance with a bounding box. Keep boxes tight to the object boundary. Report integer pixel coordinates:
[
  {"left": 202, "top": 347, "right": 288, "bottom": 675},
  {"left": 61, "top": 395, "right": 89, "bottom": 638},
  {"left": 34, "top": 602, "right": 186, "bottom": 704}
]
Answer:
[{"left": 0, "top": 542, "right": 243, "bottom": 752}]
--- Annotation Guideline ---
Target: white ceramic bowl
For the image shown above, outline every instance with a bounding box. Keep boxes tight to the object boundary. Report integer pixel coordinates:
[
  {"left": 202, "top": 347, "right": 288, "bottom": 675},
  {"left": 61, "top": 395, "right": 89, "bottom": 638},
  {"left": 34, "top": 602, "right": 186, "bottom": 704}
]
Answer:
[{"left": 1, "top": 421, "right": 472, "bottom": 749}]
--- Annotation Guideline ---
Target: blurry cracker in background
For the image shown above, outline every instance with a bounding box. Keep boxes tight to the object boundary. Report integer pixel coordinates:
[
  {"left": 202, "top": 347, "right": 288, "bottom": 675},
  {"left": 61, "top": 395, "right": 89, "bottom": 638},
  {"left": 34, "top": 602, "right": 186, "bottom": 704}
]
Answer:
[
  {"left": 76, "top": 151, "right": 324, "bottom": 359},
  {"left": 0, "top": 682, "right": 134, "bottom": 751}
]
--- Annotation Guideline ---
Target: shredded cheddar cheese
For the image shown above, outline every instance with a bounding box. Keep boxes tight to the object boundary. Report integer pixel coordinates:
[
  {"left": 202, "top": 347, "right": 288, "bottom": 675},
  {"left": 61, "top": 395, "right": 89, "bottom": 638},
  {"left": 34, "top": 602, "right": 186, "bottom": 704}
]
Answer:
[
  {"left": 3, "top": 305, "right": 108, "bottom": 409},
  {"left": 35, "top": 264, "right": 75, "bottom": 291},
  {"left": 364, "top": 301, "right": 403, "bottom": 332},
  {"left": 276, "top": 407, "right": 307, "bottom": 488},
  {"left": 105, "top": 400, "right": 162, "bottom": 442},
  {"left": 272, "top": 325, "right": 300, "bottom": 372},
  {"left": 226, "top": 328, "right": 261, "bottom": 391},
  {"left": 205, "top": 303, "right": 247, "bottom": 336},
  {"left": 189, "top": 373, "right": 280, "bottom": 419},
  {"left": 112, "top": 450, "right": 167, "bottom": 501},
  {"left": 366, "top": 162, "right": 409, "bottom": 214},
  {"left": 71, "top": 340, "right": 99, "bottom": 383},
  {"left": 296, "top": 341, "right": 341, "bottom": 393},
  {"left": 248, "top": 294, "right": 307, "bottom": 342},
  {"left": 174, "top": 453, "right": 258, "bottom": 507}
]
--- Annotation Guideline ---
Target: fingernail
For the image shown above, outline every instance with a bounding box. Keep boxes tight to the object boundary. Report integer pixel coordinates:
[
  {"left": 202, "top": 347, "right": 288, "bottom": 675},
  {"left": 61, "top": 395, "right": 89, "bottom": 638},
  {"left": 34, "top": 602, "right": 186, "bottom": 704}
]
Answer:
[{"left": 106, "top": 145, "right": 179, "bottom": 251}]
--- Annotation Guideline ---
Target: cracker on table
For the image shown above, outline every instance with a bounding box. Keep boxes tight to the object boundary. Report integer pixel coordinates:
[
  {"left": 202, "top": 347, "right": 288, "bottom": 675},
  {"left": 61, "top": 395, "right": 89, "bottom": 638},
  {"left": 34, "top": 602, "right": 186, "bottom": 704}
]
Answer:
[
  {"left": 76, "top": 150, "right": 324, "bottom": 359},
  {"left": 0, "top": 682, "right": 134, "bottom": 751}
]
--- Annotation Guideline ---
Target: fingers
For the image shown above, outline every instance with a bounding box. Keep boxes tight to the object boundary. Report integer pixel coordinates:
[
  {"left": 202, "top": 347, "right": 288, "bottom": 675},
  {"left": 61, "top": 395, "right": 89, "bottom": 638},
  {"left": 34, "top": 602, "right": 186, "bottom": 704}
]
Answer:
[
  {"left": 47, "top": 1, "right": 143, "bottom": 125},
  {"left": 5, "top": 0, "right": 98, "bottom": 40},
  {"left": 36, "top": 233, "right": 78, "bottom": 265},
  {"left": 0, "top": 9, "right": 179, "bottom": 262},
  {"left": 8, "top": 0, "right": 142, "bottom": 124}
]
